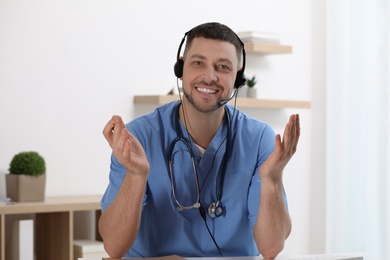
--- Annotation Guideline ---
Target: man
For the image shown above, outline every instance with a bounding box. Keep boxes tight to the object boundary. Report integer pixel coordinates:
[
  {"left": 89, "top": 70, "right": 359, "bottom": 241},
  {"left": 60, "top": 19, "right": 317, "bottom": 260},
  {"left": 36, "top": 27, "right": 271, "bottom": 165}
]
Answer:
[{"left": 99, "top": 22, "right": 300, "bottom": 259}]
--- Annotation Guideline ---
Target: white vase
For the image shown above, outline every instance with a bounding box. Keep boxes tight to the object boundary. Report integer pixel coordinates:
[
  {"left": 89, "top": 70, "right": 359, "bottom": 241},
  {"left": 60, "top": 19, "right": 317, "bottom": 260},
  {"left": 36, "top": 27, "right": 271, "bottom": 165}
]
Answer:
[
  {"left": 237, "top": 86, "right": 247, "bottom": 98},
  {"left": 247, "top": 88, "right": 257, "bottom": 98}
]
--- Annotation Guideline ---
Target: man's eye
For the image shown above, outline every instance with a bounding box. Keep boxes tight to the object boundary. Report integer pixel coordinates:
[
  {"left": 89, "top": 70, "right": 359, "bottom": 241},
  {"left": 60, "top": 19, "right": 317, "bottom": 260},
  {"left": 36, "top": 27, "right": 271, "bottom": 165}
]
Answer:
[
  {"left": 218, "top": 64, "right": 231, "bottom": 71},
  {"left": 193, "top": 61, "right": 203, "bottom": 66}
]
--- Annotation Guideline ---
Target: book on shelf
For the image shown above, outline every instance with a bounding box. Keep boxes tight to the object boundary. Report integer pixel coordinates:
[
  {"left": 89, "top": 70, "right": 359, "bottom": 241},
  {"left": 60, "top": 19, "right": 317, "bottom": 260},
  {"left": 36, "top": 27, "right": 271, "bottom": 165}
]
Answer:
[{"left": 237, "top": 31, "right": 280, "bottom": 44}]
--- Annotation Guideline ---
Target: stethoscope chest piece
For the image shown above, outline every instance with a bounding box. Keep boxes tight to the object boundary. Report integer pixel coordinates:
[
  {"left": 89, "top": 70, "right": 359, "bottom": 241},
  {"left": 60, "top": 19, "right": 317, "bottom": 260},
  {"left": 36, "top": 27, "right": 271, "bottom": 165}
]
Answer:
[{"left": 208, "top": 201, "right": 224, "bottom": 218}]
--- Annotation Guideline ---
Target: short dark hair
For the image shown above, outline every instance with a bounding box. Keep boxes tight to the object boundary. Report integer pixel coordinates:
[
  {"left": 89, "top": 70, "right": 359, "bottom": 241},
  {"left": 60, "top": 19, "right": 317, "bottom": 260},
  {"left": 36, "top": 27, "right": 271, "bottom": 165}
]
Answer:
[{"left": 183, "top": 22, "right": 243, "bottom": 67}]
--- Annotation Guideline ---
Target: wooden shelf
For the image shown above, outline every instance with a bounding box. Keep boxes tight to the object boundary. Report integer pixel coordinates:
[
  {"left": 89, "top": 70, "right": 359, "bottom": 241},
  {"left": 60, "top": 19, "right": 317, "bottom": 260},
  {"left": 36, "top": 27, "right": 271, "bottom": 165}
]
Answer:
[
  {"left": 133, "top": 42, "right": 300, "bottom": 110},
  {"left": 245, "top": 42, "right": 292, "bottom": 54},
  {"left": 134, "top": 95, "right": 310, "bottom": 109}
]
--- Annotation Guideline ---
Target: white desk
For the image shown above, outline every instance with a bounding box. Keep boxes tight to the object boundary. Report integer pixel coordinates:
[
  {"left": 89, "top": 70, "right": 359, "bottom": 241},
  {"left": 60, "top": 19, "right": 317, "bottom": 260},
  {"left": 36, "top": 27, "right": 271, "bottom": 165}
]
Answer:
[
  {"left": 80, "top": 254, "right": 363, "bottom": 260},
  {"left": 189, "top": 255, "right": 363, "bottom": 260}
]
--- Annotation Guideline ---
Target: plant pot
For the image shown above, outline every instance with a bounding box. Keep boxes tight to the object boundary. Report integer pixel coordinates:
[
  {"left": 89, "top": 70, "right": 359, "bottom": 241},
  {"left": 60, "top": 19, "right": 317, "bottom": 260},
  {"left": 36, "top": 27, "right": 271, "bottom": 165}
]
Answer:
[
  {"left": 6, "top": 174, "right": 46, "bottom": 202},
  {"left": 236, "top": 86, "right": 247, "bottom": 98},
  {"left": 247, "top": 88, "right": 257, "bottom": 98}
]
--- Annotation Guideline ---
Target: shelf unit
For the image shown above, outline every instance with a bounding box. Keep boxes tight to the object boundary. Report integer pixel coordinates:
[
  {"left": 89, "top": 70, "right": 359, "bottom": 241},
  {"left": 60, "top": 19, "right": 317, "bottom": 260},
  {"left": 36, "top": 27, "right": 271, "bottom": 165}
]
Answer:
[
  {"left": 0, "top": 195, "right": 102, "bottom": 260},
  {"left": 133, "top": 95, "right": 310, "bottom": 109},
  {"left": 133, "top": 41, "right": 307, "bottom": 109},
  {"left": 244, "top": 41, "right": 292, "bottom": 54}
]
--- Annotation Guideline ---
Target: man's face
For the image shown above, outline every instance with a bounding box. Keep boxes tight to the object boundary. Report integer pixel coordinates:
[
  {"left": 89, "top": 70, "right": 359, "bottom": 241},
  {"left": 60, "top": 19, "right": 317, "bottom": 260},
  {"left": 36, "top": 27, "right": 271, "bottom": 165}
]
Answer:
[{"left": 181, "top": 37, "right": 239, "bottom": 113}]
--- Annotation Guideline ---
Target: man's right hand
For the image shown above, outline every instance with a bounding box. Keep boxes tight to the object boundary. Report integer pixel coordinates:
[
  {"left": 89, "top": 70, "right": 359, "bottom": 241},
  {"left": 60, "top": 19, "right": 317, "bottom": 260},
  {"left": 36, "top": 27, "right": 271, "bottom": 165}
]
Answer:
[{"left": 103, "top": 115, "right": 150, "bottom": 176}]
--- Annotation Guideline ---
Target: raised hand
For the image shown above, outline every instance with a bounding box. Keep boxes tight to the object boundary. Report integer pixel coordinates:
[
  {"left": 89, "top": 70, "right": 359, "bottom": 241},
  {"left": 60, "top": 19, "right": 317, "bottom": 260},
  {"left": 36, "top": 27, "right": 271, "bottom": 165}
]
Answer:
[
  {"left": 259, "top": 114, "right": 300, "bottom": 182},
  {"left": 103, "top": 115, "right": 150, "bottom": 176}
]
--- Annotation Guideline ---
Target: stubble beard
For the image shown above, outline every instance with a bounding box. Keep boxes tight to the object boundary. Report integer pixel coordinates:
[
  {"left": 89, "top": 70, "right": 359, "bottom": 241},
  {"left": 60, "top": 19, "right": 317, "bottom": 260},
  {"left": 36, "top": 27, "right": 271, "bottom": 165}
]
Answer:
[{"left": 182, "top": 88, "right": 221, "bottom": 113}]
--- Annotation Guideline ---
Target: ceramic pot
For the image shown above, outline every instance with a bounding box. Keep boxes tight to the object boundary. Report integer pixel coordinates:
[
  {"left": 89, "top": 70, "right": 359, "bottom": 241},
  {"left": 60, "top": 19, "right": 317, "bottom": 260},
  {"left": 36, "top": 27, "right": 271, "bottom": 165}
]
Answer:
[
  {"left": 247, "top": 88, "right": 257, "bottom": 98},
  {"left": 6, "top": 174, "right": 46, "bottom": 202}
]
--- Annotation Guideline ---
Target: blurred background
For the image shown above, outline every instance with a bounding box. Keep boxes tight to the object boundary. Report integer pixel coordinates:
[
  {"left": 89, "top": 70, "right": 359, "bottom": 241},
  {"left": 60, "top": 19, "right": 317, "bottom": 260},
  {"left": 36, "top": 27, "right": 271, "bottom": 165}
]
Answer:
[{"left": 0, "top": 0, "right": 388, "bottom": 259}]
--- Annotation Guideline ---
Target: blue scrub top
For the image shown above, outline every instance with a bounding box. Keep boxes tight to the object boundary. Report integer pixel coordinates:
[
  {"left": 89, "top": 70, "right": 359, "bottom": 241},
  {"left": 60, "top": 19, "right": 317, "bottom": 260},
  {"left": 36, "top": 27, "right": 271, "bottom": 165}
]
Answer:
[{"left": 101, "top": 101, "right": 279, "bottom": 257}]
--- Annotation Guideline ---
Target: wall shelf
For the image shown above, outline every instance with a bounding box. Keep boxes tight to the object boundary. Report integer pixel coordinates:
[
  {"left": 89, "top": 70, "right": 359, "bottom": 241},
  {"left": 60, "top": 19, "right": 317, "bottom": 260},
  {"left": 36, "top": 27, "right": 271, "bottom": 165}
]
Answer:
[
  {"left": 245, "top": 42, "right": 292, "bottom": 54},
  {"left": 133, "top": 42, "right": 302, "bottom": 110},
  {"left": 133, "top": 95, "right": 310, "bottom": 109}
]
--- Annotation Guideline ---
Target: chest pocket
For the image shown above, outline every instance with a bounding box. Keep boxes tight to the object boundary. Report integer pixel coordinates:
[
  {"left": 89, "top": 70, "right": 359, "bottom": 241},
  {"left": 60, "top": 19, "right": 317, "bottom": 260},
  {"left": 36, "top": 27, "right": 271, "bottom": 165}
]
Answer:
[{"left": 220, "top": 166, "right": 259, "bottom": 218}]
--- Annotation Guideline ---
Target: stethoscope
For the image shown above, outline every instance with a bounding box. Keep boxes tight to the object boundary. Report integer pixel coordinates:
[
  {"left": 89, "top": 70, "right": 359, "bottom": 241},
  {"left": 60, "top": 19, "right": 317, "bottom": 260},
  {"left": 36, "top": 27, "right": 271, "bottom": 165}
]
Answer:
[{"left": 168, "top": 102, "right": 231, "bottom": 218}]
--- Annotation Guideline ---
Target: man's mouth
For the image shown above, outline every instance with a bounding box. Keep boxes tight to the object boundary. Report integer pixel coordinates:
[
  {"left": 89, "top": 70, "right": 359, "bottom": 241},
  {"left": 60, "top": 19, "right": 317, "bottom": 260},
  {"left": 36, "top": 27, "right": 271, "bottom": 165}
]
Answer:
[{"left": 196, "top": 87, "right": 217, "bottom": 94}]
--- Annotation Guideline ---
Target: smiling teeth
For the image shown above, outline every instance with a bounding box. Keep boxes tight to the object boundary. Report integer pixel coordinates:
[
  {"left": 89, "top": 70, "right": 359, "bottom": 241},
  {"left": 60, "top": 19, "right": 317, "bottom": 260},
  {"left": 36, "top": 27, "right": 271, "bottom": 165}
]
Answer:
[{"left": 197, "top": 88, "right": 217, "bottom": 94}]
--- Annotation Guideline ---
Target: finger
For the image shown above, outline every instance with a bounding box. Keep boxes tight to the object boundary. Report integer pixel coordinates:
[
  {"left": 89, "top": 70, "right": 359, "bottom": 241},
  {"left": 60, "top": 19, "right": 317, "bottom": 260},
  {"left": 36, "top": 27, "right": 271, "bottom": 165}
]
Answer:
[
  {"left": 103, "top": 115, "right": 123, "bottom": 136},
  {"left": 122, "top": 138, "right": 132, "bottom": 161},
  {"left": 281, "top": 114, "right": 299, "bottom": 159},
  {"left": 292, "top": 114, "right": 301, "bottom": 153},
  {"left": 115, "top": 127, "right": 130, "bottom": 156},
  {"left": 111, "top": 115, "right": 125, "bottom": 133},
  {"left": 102, "top": 117, "right": 118, "bottom": 146},
  {"left": 271, "top": 133, "right": 283, "bottom": 163},
  {"left": 286, "top": 114, "right": 300, "bottom": 156},
  {"left": 296, "top": 114, "right": 301, "bottom": 139},
  {"left": 103, "top": 117, "right": 115, "bottom": 136},
  {"left": 111, "top": 116, "right": 125, "bottom": 145},
  {"left": 282, "top": 116, "right": 294, "bottom": 149},
  {"left": 288, "top": 114, "right": 297, "bottom": 145}
]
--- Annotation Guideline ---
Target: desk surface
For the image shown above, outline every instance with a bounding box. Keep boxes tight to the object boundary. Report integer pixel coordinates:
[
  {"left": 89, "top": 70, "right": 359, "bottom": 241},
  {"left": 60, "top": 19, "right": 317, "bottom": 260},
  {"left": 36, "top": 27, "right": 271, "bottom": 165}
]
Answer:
[
  {"left": 186, "top": 255, "right": 363, "bottom": 260},
  {"left": 0, "top": 194, "right": 101, "bottom": 214},
  {"left": 85, "top": 254, "right": 363, "bottom": 260}
]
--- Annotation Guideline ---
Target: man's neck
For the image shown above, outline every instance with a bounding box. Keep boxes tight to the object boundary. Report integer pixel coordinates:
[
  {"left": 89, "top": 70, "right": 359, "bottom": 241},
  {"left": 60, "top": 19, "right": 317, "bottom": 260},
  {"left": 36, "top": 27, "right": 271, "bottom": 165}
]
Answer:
[{"left": 179, "top": 101, "right": 225, "bottom": 149}]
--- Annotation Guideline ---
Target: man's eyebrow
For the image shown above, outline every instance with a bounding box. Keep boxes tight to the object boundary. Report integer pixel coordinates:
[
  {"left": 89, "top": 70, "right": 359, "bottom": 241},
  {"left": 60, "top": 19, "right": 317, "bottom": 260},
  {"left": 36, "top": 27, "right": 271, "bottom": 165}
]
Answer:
[
  {"left": 217, "top": 58, "right": 234, "bottom": 66},
  {"left": 189, "top": 54, "right": 233, "bottom": 66},
  {"left": 189, "top": 54, "right": 206, "bottom": 60}
]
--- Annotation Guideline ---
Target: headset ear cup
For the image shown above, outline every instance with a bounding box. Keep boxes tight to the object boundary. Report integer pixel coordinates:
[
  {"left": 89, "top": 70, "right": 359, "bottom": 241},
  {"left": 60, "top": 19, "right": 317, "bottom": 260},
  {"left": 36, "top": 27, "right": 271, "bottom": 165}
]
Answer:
[
  {"left": 234, "top": 70, "right": 246, "bottom": 89},
  {"left": 174, "top": 59, "right": 184, "bottom": 78}
]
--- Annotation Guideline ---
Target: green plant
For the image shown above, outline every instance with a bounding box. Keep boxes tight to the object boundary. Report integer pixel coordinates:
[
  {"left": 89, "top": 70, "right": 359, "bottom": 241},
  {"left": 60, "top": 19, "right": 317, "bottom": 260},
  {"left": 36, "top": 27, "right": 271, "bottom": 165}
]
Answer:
[
  {"left": 9, "top": 151, "right": 46, "bottom": 176},
  {"left": 246, "top": 75, "right": 257, "bottom": 88}
]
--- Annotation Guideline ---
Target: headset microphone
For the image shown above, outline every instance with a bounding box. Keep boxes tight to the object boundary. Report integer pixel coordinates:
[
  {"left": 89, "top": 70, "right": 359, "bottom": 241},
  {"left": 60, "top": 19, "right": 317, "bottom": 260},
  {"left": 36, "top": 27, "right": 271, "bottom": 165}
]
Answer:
[{"left": 217, "top": 88, "right": 238, "bottom": 107}]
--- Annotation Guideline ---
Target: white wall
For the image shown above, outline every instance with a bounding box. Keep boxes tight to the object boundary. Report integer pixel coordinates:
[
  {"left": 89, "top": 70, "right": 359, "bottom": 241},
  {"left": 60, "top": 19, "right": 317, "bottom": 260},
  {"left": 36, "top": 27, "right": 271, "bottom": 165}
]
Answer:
[{"left": 0, "top": 0, "right": 323, "bottom": 256}]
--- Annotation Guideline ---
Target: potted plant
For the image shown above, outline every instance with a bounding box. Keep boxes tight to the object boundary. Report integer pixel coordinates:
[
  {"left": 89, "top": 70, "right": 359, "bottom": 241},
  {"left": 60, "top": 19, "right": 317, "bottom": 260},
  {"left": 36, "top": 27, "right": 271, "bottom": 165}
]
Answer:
[
  {"left": 6, "top": 151, "right": 47, "bottom": 202},
  {"left": 236, "top": 82, "right": 248, "bottom": 98},
  {"left": 246, "top": 75, "right": 257, "bottom": 98}
]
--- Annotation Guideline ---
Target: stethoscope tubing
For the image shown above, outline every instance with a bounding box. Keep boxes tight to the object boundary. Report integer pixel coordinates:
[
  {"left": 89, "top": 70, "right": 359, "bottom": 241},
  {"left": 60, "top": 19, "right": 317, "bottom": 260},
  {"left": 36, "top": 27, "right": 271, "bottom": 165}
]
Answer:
[{"left": 168, "top": 102, "right": 231, "bottom": 215}]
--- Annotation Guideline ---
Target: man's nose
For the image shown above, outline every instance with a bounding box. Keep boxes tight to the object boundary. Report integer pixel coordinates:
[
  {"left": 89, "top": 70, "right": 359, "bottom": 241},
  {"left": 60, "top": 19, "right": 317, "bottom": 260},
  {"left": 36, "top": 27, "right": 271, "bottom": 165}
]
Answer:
[{"left": 202, "top": 66, "right": 218, "bottom": 83}]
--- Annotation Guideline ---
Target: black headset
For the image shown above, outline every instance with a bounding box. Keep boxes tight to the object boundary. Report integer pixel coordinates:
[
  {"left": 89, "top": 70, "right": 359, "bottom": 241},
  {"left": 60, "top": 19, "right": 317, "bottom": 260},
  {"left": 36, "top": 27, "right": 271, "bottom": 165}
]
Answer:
[{"left": 173, "top": 29, "right": 247, "bottom": 89}]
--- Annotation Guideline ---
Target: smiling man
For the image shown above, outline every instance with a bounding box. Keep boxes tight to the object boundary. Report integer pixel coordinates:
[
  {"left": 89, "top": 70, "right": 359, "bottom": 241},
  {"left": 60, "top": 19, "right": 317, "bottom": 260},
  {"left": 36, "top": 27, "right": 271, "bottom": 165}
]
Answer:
[{"left": 98, "top": 22, "right": 300, "bottom": 259}]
